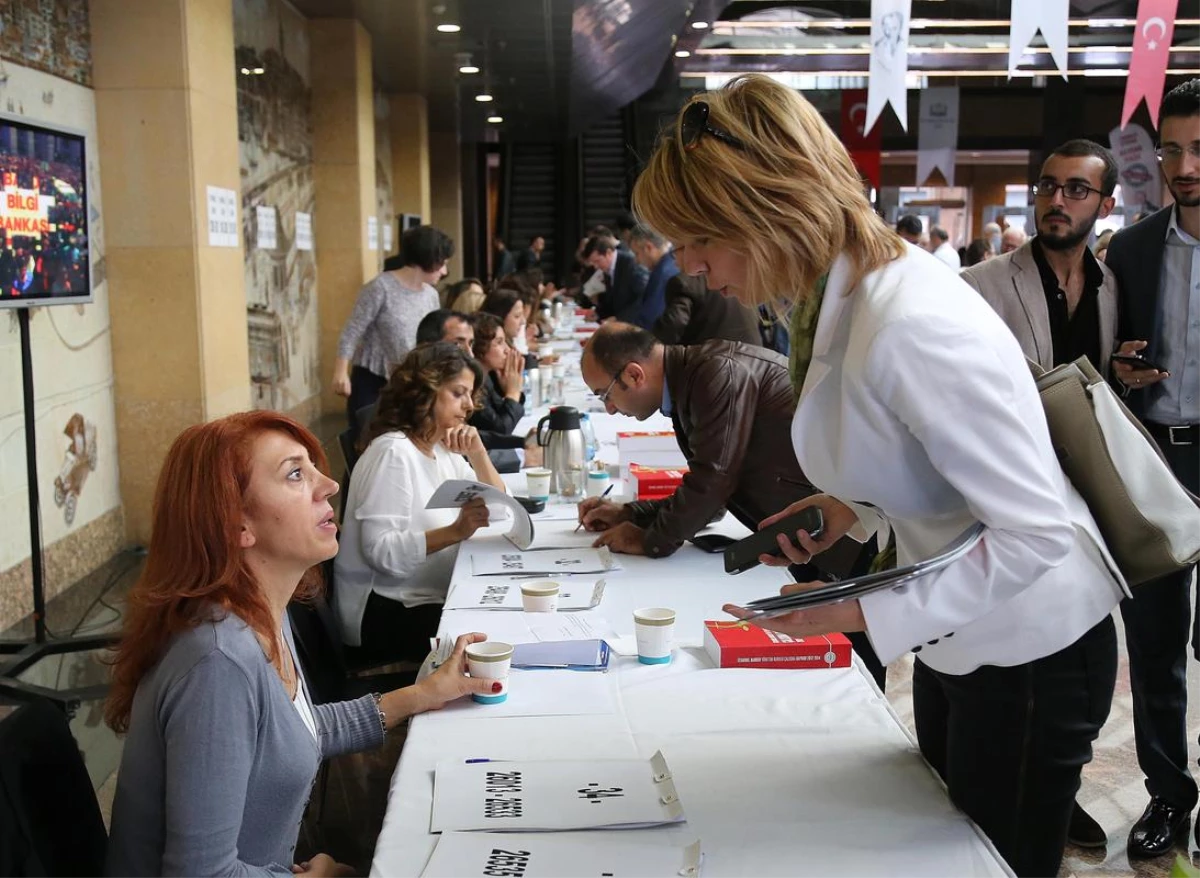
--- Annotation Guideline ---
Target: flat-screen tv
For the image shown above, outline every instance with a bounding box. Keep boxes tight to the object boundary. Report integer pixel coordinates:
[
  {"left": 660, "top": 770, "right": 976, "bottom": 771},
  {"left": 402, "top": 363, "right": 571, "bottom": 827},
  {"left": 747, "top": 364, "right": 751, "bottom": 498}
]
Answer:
[{"left": 0, "top": 116, "right": 90, "bottom": 309}]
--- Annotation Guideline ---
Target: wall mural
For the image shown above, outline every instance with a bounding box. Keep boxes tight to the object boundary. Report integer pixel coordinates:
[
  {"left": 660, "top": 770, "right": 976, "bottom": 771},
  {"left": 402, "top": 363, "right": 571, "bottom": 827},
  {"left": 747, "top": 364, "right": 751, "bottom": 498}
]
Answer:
[
  {"left": 0, "top": 0, "right": 91, "bottom": 88},
  {"left": 375, "top": 87, "right": 395, "bottom": 262},
  {"left": 234, "top": 0, "right": 319, "bottom": 414}
]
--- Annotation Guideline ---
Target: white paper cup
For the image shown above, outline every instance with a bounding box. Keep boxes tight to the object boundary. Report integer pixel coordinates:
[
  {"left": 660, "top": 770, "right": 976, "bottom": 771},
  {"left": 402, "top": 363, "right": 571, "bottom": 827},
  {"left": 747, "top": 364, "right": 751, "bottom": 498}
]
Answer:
[
  {"left": 520, "top": 580, "right": 560, "bottom": 612},
  {"left": 633, "top": 607, "right": 676, "bottom": 665},
  {"left": 525, "top": 468, "right": 551, "bottom": 501},
  {"left": 465, "top": 641, "right": 514, "bottom": 704},
  {"left": 586, "top": 471, "right": 611, "bottom": 498}
]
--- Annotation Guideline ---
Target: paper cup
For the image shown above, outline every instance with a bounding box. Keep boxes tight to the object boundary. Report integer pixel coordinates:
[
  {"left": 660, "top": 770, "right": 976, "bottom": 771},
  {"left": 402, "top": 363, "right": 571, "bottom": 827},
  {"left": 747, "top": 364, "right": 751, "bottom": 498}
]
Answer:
[
  {"left": 633, "top": 607, "right": 676, "bottom": 665},
  {"left": 586, "top": 471, "right": 611, "bottom": 498},
  {"left": 525, "top": 468, "right": 551, "bottom": 501},
  {"left": 466, "top": 641, "right": 514, "bottom": 704},
  {"left": 520, "top": 580, "right": 560, "bottom": 613}
]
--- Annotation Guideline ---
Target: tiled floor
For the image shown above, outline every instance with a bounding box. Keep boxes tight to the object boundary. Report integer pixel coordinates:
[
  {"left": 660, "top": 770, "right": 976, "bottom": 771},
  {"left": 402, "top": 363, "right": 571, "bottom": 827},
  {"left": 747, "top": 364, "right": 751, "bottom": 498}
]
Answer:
[{"left": 4, "top": 557, "right": 1198, "bottom": 877}]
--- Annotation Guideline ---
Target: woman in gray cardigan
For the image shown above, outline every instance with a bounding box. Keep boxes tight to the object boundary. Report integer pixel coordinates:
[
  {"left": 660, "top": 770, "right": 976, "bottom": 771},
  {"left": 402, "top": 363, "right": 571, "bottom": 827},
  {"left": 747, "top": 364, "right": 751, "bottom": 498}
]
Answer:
[{"left": 104, "top": 411, "right": 495, "bottom": 877}]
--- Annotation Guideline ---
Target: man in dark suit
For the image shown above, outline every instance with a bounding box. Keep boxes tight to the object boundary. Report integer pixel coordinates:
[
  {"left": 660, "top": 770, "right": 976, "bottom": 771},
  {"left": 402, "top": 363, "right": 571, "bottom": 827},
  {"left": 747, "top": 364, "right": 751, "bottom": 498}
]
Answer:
[
  {"left": 1103, "top": 77, "right": 1200, "bottom": 860},
  {"left": 583, "top": 235, "right": 649, "bottom": 324},
  {"left": 515, "top": 235, "right": 544, "bottom": 271},
  {"left": 492, "top": 235, "right": 516, "bottom": 280},
  {"left": 627, "top": 224, "right": 679, "bottom": 330},
  {"left": 654, "top": 273, "right": 762, "bottom": 347}
]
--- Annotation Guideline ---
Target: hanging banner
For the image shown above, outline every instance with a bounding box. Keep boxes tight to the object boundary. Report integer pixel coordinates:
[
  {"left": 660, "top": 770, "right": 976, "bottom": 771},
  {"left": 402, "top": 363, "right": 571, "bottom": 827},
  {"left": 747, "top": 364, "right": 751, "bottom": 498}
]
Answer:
[
  {"left": 841, "top": 89, "right": 881, "bottom": 190},
  {"left": 1122, "top": 0, "right": 1178, "bottom": 130},
  {"left": 916, "top": 87, "right": 959, "bottom": 186},
  {"left": 1009, "top": 0, "right": 1069, "bottom": 79},
  {"left": 1109, "top": 123, "right": 1163, "bottom": 216},
  {"left": 865, "top": 0, "right": 912, "bottom": 133}
]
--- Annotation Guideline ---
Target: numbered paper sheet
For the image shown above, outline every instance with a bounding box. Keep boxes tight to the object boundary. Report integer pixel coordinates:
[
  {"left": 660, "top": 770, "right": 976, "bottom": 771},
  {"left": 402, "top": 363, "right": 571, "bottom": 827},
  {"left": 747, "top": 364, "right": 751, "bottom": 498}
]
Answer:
[
  {"left": 468, "top": 546, "right": 619, "bottom": 577},
  {"left": 421, "top": 833, "right": 702, "bottom": 878},
  {"left": 428, "top": 480, "right": 534, "bottom": 550},
  {"left": 431, "top": 752, "right": 684, "bottom": 832},
  {"left": 442, "top": 579, "right": 606, "bottom": 612}
]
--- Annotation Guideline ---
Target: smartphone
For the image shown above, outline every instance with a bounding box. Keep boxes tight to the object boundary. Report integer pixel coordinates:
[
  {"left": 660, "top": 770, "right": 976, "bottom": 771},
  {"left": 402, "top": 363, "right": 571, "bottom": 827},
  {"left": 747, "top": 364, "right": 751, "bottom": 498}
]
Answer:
[
  {"left": 1111, "top": 353, "right": 1166, "bottom": 373},
  {"left": 724, "top": 507, "right": 825, "bottom": 575},
  {"left": 690, "top": 533, "right": 738, "bottom": 554}
]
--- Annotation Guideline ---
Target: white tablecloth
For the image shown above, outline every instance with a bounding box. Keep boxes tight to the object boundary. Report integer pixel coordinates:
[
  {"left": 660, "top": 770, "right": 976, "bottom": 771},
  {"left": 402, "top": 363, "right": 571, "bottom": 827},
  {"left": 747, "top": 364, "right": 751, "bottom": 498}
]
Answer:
[
  {"left": 370, "top": 517, "right": 1011, "bottom": 876},
  {"left": 370, "top": 347, "right": 1010, "bottom": 877}
]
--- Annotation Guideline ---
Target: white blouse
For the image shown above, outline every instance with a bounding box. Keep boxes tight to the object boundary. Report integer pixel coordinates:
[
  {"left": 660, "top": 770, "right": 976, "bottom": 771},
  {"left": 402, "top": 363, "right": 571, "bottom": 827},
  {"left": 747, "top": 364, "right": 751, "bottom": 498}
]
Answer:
[
  {"left": 791, "top": 246, "right": 1127, "bottom": 675},
  {"left": 333, "top": 432, "right": 475, "bottom": 646}
]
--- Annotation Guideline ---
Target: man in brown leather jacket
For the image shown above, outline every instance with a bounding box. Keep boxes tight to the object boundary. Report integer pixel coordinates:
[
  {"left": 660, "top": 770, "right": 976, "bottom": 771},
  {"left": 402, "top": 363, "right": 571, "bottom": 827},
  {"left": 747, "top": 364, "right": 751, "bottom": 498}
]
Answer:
[{"left": 580, "top": 321, "right": 820, "bottom": 558}]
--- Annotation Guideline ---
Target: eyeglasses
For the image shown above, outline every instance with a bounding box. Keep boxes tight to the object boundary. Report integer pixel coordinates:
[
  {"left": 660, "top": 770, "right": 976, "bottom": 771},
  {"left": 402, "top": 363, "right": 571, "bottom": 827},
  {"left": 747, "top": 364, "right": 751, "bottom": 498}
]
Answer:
[
  {"left": 1156, "top": 144, "right": 1200, "bottom": 161},
  {"left": 679, "top": 101, "right": 746, "bottom": 152},
  {"left": 1032, "top": 179, "right": 1106, "bottom": 201},
  {"left": 596, "top": 363, "right": 631, "bottom": 405}
]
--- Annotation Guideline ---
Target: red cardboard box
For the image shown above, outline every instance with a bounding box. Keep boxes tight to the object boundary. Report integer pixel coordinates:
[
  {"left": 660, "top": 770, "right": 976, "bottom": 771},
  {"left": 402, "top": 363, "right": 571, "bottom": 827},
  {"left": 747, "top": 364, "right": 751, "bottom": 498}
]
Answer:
[
  {"left": 703, "top": 621, "right": 852, "bottom": 669},
  {"left": 628, "top": 463, "right": 687, "bottom": 500}
]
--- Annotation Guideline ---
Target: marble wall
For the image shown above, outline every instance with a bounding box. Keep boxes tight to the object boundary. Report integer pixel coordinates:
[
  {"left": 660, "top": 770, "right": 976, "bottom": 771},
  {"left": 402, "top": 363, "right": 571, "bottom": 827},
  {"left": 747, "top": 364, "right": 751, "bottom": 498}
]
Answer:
[
  {"left": 234, "top": 0, "right": 320, "bottom": 415},
  {"left": 0, "top": 26, "right": 123, "bottom": 629}
]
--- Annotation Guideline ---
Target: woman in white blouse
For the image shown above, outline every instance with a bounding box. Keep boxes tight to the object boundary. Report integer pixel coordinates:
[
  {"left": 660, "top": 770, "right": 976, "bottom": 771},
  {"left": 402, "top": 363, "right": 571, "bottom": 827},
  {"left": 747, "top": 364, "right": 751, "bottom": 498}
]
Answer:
[
  {"left": 334, "top": 342, "right": 505, "bottom": 660},
  {"left": 632, "top": 75, "right": 1127, "bottom": 877}
]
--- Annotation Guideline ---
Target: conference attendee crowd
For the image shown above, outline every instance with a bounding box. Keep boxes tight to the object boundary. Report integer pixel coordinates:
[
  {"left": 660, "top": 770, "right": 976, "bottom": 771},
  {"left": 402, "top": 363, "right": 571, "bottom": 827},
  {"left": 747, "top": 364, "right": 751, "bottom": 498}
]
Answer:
[{"left": 100, "top": 76, "right": 1200, "bottom": 878}]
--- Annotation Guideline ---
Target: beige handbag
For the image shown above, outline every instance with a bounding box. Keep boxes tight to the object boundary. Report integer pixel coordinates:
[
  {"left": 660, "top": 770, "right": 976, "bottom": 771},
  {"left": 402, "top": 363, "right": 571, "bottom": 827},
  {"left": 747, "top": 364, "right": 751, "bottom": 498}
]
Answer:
[{"left": 1032, "top": 356, "right": 1200, "bottom": 586}]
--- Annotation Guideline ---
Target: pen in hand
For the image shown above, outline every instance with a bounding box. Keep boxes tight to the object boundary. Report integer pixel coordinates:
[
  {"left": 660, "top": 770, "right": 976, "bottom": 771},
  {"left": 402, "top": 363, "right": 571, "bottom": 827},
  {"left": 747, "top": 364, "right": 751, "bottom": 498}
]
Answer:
[{"left": 574, "top": 483, "right": 615, "bottom": 532}]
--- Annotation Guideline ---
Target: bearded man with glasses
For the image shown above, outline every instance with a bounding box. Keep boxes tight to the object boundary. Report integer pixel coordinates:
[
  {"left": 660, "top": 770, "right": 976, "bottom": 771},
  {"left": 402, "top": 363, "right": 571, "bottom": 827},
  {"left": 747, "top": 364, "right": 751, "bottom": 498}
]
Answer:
[
  {"left": 1103, "top": 77, "right": 1200, "bottom": 861},
  {"left": 961, "top": 137, "right": 1121, "bottom": 851}
]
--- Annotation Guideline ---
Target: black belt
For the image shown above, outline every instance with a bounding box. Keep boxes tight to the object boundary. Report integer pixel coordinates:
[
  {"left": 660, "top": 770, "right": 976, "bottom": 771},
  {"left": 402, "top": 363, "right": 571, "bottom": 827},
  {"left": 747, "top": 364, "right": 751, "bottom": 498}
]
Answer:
[{"left": 1146, "top": 421, "right": 1200, "bottom": 446}]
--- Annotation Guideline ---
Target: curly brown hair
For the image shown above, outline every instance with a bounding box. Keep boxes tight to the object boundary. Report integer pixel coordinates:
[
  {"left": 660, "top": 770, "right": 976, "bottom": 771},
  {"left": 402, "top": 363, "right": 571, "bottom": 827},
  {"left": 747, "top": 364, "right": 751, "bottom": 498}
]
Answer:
[
  {"left": 360, "top": 342, "right": 485, "bottom": 452},
  {"left": 470, "top": 312, "right": 505, "bottom": 362}
]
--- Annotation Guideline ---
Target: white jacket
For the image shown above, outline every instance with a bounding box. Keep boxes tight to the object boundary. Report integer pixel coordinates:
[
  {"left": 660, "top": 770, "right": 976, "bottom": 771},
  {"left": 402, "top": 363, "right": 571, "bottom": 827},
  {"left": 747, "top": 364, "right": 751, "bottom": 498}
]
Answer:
[{"left": 793, "top": 244, "right": 1127, "bottom": 674}]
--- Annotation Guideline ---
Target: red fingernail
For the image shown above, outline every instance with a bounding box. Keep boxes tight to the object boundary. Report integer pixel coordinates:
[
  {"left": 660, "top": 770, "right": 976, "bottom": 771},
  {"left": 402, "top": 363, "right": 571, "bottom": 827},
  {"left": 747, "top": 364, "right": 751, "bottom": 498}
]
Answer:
[{"left": 492, "top": 682, "right": 503, "bottom": 693}]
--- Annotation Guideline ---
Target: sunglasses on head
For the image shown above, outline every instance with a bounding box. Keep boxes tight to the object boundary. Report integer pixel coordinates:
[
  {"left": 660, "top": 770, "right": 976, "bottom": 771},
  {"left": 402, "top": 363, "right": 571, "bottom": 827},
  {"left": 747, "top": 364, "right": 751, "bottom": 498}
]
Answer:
[{"left": 679, "top": 101, "right": 746, "bottom": 152}]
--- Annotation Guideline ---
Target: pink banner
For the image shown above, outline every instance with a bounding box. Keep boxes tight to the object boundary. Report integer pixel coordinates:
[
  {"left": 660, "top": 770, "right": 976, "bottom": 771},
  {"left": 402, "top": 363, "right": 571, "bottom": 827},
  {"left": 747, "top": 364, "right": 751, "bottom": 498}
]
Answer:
[{"left": 1122, "top": 0, "right": 1178, "bottom": 130}]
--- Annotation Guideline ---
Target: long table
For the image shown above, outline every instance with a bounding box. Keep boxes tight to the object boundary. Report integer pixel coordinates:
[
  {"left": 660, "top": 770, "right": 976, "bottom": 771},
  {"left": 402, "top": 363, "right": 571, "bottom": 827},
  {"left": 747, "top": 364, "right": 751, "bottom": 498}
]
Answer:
[{"left": 369, "top": 339, "right": 1012, "bottom": 877}]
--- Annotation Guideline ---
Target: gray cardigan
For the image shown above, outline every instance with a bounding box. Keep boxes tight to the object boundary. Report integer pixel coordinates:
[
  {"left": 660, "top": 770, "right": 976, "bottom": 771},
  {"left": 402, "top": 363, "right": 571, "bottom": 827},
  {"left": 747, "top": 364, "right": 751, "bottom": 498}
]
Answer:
[{"left": 105, "top": 614, "right": 384, "bottom": 877}]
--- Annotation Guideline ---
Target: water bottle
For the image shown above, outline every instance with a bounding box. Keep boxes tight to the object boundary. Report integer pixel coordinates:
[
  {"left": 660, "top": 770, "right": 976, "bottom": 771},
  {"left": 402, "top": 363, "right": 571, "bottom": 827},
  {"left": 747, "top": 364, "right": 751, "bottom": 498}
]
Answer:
[
  {"left": 580, "top": 413, "right": 597, "bottom": 462},
  {"left": 522, "top": 369, "right": 532, "bottom": 415}
]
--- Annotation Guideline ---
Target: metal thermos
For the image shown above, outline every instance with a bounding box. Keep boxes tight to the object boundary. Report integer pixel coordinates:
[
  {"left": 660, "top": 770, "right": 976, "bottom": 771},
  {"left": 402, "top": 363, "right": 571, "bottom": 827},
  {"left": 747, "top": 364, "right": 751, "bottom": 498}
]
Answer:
[{"left": 535, "top": 406, "right": 585, "bottom": 494}]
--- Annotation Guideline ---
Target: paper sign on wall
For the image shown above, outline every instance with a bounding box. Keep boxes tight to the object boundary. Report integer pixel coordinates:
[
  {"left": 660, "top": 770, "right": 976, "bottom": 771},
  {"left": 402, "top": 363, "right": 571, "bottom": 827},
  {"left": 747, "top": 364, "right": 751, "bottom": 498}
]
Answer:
[
  {"left": 422, "top": 833, "right": 703, "bottom": 878},
  {"left": 367, "top": 216, "right": 379, "bottom": 251},
  {"left": 295, "top": 212, "right": 313, "bottom": 251},
  {"left": 430, "top": 751, "right": 685, "bottom": 832},
  {"left": 255, "top": 205, "right": 277, "bottom": 250},
  {"left": 383, "top": 222, "right": 393, "bottom": 252},
  {"left": 206, "top": 186, "right": 238, "bottom": 248}
]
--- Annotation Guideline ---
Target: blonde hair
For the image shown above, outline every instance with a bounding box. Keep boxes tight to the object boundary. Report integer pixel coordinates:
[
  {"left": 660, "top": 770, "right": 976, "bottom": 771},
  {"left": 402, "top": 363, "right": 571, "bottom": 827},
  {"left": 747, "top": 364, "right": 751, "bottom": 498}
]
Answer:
[{"left": 631, "top": 74, "right": 904, "bottom": 309}]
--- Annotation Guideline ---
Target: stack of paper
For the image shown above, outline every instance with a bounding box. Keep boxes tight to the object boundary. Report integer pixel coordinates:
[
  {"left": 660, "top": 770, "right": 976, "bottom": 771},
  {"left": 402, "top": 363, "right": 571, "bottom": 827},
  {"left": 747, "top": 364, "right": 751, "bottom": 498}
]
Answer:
[
  {"left": 431, "top": 752, "right": 685, "bottom": 832},
  {"left": 442, "top": 579, "right": 606, "bottom": 612},
  {"left": 469, "top": 546, "right": 620, "bottom": 577},
  {"left": 422, "top": 833, "right": 703, "bottom": 878}
]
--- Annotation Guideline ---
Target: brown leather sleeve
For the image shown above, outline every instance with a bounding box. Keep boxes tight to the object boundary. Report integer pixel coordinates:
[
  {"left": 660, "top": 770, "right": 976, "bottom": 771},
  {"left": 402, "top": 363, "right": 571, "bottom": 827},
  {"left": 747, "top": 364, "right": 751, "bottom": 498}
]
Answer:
[{"left": 639, "top": 358, "right": 759, "bottom": 558}]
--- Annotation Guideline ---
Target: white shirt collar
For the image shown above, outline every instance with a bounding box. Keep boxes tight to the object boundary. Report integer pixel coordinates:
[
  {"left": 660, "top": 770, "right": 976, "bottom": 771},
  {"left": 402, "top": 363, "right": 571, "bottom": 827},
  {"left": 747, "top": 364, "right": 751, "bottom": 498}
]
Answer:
[{"left": 1166, "top": 205, "right": 1200, "bottom": 247}]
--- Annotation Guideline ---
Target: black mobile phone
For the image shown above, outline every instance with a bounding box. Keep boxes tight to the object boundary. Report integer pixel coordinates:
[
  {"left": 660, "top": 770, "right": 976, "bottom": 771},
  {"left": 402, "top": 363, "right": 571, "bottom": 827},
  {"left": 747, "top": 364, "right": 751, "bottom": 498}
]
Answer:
[
  {"left": 690, "top": 533, "right": 738, "bottom": 554},
  {"left": 724, "top": 507, "right": 825, "bottom": 575},
  {"left": 1111, "top": 353, "right": 1166, "bottom": 373}
]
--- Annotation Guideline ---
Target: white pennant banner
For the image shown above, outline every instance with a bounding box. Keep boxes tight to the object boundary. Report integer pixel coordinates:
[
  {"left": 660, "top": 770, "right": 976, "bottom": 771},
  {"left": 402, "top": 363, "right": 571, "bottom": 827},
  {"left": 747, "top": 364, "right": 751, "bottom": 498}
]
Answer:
[
  {"left": 1009, "top": 0, "right": 1069, "bottom": 79},
  {"left": 917, "top": 87, "right": 960, "bottom": 186},
  {"left": 865, "top": 0, "right": 912, "bottom": 133}
]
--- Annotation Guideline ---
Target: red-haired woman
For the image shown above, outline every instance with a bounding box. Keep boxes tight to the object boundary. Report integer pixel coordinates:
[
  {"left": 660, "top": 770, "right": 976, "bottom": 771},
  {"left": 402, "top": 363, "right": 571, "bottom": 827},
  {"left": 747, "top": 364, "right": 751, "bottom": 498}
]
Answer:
[{"left": 103, "top": 411, "right": 495, "bottom": 878}]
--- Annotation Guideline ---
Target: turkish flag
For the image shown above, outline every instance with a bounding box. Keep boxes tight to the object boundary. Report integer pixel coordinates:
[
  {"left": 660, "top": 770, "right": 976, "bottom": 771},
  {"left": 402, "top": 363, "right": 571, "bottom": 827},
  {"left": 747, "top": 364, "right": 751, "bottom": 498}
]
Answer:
[
  {"left": 1122, "top": 0, "right": 1178, "bottom": 130},
  {"left": 841, "top": 89, "right": 881, "bottom": 190}
]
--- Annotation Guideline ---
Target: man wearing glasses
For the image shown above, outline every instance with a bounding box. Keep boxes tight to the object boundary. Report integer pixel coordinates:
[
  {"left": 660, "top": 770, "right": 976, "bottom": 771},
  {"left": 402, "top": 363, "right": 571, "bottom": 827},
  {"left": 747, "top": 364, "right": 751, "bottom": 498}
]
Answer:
[
  {"left": 962, "top": 137, "right": 1120, "bottom": 851},
  {"left": 1103, "top": 78, "right": 1200, "bottom": 861}
]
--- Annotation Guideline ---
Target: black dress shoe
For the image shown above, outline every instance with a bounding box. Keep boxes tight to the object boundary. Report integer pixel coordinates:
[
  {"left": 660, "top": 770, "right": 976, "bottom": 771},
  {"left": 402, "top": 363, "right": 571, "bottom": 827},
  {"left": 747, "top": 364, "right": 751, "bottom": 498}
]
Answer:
[
  {"left": 1127, "top": 797, "right": 1192, "bottom": 859},
  {"left": 1068, "top": 802, "right": 1107, "bottom": 848}
]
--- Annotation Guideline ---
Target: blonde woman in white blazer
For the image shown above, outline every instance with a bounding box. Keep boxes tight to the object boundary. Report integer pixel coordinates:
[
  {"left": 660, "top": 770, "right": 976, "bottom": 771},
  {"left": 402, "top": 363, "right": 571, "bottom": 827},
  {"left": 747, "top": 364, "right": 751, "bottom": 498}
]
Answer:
[{"left": 633, "top": 75, "right": 1128, "bottom": 878}]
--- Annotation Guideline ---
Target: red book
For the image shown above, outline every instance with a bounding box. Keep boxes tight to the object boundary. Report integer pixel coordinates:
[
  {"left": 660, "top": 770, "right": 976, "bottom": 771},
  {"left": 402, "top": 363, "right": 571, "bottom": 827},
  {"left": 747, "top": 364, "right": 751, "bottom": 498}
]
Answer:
[
  {"left": 703, "top": 621, "right": 851, "bottom": 669},
  {"left": 628, "top": 463, "right": 687, "bottom": 500}
]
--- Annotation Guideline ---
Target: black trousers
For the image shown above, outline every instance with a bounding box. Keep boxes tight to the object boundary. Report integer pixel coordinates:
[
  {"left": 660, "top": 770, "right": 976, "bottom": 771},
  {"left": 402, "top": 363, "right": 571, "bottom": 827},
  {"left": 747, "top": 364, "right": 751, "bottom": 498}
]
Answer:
[
  {"left": 913, "top": 615, "right": 1117, "bottom": 878},
  {"left": 1119, "top": 426, "right": 1199, "bottom": 811},
  {"left": 358, "top": 591, "right": 443, "bottom": 665},
  {"left": 347, "top": 366, "right": 387, "bottom": 439}
]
